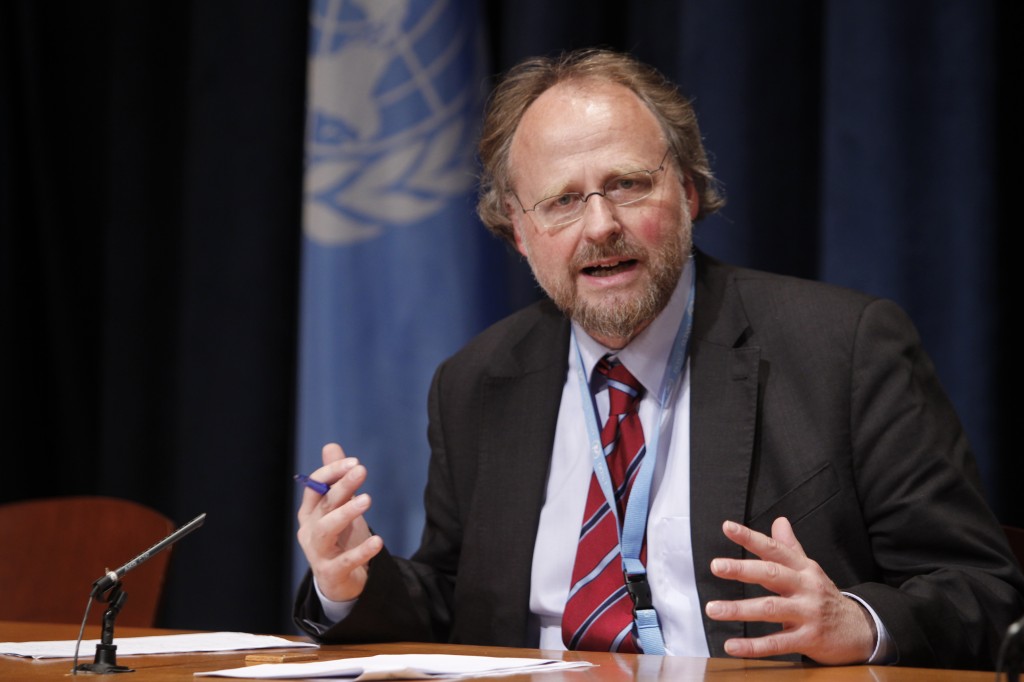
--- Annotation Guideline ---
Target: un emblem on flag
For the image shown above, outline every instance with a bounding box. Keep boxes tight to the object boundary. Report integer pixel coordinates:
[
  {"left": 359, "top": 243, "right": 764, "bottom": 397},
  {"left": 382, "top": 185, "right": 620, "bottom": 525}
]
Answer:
[{"left": 303, "top": 0, "right": 482, "bottom": 246}]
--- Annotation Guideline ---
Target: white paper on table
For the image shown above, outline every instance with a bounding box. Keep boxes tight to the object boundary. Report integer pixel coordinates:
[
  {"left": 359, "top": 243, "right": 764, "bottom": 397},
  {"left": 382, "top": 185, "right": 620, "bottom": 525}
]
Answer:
[
  {"left": 196, "top": 653, "right": 595, "bottom": 680},
  {"left": 0, "top": 632, "right": 318, "bottom": 659}
]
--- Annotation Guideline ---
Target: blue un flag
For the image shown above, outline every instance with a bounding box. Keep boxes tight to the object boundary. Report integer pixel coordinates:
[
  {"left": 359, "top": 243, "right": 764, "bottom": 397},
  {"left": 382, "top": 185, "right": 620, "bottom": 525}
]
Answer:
[{"left": 293, "top": 0, "right": 504, "bottom": 589}]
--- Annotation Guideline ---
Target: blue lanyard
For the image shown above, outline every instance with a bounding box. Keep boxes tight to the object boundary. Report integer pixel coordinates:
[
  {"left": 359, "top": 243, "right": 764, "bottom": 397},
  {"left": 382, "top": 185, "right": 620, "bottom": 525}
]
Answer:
[{"left": 570, "top": 259, "right": 695, "bottom": 654}]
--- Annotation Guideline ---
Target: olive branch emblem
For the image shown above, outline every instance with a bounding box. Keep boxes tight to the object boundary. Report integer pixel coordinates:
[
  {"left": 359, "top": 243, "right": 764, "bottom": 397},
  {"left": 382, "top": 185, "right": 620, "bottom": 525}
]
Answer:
[{"left": 304, "top": 116, "right": 476, "bottom": 246}]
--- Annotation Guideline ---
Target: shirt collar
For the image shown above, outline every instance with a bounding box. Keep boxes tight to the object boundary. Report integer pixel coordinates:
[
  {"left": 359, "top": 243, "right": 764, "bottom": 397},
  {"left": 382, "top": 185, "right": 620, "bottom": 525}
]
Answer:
[{"left": 572, "top": 256, "right": 694, "bottom": 406}]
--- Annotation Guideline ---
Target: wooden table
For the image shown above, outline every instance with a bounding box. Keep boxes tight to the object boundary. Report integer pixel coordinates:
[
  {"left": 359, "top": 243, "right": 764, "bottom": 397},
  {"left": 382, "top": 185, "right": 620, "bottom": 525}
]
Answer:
[{"left": 0, "top": 620, "right": 997, "bottom": 681}]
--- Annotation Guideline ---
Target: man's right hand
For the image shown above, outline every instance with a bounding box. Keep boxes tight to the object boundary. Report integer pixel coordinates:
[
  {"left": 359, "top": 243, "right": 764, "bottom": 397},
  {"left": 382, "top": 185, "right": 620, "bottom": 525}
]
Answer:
[{"left": 296, "top": 443, "right": 385, "bottom": 602}]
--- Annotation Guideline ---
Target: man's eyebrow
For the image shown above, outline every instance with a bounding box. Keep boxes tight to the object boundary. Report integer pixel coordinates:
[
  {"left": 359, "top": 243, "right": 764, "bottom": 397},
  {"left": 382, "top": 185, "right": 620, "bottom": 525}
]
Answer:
[{"left": 532, "top": 162, "right": 650, "bottom": 200}]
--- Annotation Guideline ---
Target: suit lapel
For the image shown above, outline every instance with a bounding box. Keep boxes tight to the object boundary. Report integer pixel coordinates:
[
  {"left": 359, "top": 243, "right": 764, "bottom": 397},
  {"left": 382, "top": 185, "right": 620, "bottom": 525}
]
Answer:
[
  {"left": 689, "top": 253, "right": 761, "bottom": 656},
  {"left": 468, "top": 303, "right": 570, "bottom": 646}
]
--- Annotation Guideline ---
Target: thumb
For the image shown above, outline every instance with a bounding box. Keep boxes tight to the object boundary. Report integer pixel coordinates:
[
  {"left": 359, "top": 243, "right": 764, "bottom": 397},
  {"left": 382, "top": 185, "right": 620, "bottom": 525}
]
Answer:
[{"left": 321, "top": 442, "right": 347, "bottom": 466}]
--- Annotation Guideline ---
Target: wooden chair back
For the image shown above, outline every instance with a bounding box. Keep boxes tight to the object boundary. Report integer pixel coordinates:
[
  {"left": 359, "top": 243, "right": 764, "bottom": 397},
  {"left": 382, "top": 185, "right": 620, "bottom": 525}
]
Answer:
[{"left": 0, "top": 496, "right": 175, "bottom": 627}]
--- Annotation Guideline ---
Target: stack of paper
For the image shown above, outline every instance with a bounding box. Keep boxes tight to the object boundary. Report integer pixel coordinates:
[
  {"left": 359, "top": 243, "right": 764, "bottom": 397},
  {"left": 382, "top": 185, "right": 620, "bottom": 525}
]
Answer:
[
  {"left": 196, "top": 653, "right": 595, "bottom": 680},
  {"left": 0, "top": 632, "right": 317, "bottom": 659}
]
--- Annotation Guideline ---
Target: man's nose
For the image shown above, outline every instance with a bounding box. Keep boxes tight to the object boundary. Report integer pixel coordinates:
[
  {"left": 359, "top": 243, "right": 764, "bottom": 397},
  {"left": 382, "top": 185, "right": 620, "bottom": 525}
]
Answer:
[{"left": 579, "top": 193, "right": 621, "bottom": 241}]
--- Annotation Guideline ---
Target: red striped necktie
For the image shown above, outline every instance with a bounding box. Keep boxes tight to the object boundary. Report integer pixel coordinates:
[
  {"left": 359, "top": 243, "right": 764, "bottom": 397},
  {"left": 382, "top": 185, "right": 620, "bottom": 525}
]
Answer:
[{"left": 562, "top": 356, "right": 647, "bottom": 652}]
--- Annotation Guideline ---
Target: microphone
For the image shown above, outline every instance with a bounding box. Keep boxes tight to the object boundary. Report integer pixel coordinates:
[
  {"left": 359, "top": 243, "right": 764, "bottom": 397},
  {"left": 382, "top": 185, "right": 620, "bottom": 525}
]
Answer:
[
  {"left": 90, "top": 512, "right": 206, "bottom": 597},
  {"left": 998, "top": 613, "right": 1024, "bottom": 682}
]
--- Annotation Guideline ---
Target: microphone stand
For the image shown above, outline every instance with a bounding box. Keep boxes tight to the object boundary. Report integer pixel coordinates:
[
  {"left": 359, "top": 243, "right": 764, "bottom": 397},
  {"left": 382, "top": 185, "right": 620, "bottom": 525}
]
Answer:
[
  {"left": 75, "top": 584, "right": 132, "bottom": 674},
  {"left": 72, "top": 512, "right": 205, "bottom": 676},
  {"left": 999, "top": 615, "right": 1024, "bottom": 682}
]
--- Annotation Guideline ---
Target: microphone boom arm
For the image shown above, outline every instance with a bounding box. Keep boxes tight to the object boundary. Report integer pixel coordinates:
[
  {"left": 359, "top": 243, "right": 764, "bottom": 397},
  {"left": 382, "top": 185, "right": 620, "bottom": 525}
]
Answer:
[{"left": 90, "top": 512, "right": 206, "bottom": 597}]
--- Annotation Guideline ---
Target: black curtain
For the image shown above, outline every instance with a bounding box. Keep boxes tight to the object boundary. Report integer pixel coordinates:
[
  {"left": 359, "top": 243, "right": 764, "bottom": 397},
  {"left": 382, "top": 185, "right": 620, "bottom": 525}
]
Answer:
[
  {"left": 1, "top": 2, "right": 307, "bottom": 632},
  {"left": 486, "top": 0, "right": 1022, "bottom": 518},
  {"left": 2, "top": 0, "right": 1020, "bottom": 634}
]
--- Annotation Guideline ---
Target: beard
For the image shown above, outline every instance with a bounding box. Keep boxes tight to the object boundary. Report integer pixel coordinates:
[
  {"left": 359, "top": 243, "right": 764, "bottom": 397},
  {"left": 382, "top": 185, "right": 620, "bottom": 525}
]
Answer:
[{"left": 524, "top": 218, "right": 691, "bottom": 345}]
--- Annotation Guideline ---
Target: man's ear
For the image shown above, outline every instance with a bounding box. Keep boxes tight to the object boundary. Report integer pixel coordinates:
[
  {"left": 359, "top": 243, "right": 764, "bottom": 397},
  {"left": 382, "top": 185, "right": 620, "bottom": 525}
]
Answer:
[
  {"left": 506, "top": 200, "right": 529, "bottom": 258},
  {"left": 512, "top": 225, "right": 528, "bottom": 258},
  {"left": 684, "top": 176, "right": 700, "bottom": 219}
]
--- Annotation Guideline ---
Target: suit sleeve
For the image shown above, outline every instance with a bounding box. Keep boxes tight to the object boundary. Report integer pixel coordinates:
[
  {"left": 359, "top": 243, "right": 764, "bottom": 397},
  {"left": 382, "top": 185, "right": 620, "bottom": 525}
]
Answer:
[{"left": 842, "top": 299, "right": 1024, "bottom": 669}]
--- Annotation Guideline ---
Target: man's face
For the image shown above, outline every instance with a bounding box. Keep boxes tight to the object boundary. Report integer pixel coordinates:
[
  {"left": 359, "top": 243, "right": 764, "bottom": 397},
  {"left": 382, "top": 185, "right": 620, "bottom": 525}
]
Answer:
[{"left": 507, "top": 80, "right": 697, "bottom": 349}]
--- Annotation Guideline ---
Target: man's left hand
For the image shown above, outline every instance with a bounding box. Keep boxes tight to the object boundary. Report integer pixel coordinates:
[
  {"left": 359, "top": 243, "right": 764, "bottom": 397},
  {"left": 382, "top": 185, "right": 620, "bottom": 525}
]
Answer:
[{"left": 704, "top": 517, "right": 876, "bottom": 665}]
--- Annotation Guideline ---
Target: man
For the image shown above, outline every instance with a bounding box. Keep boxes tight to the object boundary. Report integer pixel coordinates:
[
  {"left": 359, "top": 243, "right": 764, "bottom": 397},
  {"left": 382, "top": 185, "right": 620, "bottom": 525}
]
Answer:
[{"left": 294, "top": 48, "right": 1024, "bottom": 669}]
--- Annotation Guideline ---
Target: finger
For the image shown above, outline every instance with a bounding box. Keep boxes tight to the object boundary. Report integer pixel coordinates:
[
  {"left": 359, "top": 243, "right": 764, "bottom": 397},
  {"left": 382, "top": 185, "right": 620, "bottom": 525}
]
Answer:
[
  {"left": 316, "top": 534, "right": 385, "bottom": 602},
  {"left": 322, "top": 442, "right": 346, "bottom": 466},
  {"left": 299, "top": 457, "right": 363, "bottom": 513},
  {"left": 297, "top": 444, "right": 355, "bottom": 515},
  {"left": 324, "top": 533, "right": 384, "bottom": 575},
  {"left": 318, "top": 492, "right": 374, "bottom": 546},
  {"left": 709, "top": 556, "right": 803, "bottom": 596},
  {"left": 705, "top": 594, "right": 800, "bottom": 625},
  {"left": 721, "top": 520, "right": 803, "bottom": 568},
  {"left": 722, "top": 630, "right": 804, "bottom": 659},
  {"left": 320, "top": 460, "right": 368, "bottom": 509},
  {"left": 297, "top": 456, "right": 363, "bottom": 526},
  {"left": 770, "top": 517, "right": 805, "bottom": 556},
  {"left": 300, "top": 491, "right": 373, "bottom": 558},
  {"left": 313, "top": 444, "right": 357, "bottom": 492}
]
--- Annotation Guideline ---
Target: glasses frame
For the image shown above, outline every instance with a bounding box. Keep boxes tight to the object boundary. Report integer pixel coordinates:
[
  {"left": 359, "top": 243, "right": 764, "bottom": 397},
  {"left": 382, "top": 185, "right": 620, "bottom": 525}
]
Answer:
[{"left": 513, "top": 148, "right": 674, "bottom": 230}]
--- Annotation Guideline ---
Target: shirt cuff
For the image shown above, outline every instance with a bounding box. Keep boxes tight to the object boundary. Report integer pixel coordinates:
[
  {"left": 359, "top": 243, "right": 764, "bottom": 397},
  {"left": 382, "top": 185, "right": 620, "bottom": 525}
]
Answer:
[
  {"left": 314, "top": 576, "right": 358, "bottom": 624},
  {"left": 842, "top": 591, "right": 895, "bottom": 665}
]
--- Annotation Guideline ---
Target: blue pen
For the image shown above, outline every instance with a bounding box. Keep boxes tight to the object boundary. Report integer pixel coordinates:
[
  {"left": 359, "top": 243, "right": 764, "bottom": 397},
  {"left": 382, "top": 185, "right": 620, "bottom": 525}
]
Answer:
[{"left": 294, "top": 473, "right": 330, "bottom": 496}]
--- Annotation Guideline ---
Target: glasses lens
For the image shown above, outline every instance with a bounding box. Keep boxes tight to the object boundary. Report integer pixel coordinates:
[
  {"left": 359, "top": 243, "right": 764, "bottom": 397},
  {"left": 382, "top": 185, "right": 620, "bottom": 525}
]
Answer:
[
  {"left": 536, "top": 194, "right": 584, "bottom": 228},
  {"left": 605, "top": 171, "right": 655, "bottom": 206}
]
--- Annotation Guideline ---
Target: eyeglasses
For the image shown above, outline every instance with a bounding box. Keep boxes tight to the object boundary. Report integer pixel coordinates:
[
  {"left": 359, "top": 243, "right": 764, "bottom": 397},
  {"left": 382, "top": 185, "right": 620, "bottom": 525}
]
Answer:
[{"left": 514, "top": 148, "right": 673, "bottom": 231}]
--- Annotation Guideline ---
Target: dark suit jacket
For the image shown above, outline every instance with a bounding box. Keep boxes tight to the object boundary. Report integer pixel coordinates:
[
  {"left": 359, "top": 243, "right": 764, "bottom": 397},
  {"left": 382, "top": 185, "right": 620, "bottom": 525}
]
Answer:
[{"left": 295, "top": 252, "right": 1024, "bottom": 669}]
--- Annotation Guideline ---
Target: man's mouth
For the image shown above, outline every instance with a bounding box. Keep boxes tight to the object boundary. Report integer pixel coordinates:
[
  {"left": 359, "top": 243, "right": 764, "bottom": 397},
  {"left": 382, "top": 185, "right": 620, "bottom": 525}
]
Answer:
[{"left": 581, "top": 259, "right": 639, "bottom": 277}]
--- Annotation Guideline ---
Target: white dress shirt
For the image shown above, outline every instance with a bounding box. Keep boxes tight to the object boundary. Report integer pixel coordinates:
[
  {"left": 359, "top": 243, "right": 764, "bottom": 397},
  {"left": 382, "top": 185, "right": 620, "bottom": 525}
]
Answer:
[{"left": 529, "top": 258, "right": 710, "bottom": 656}]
